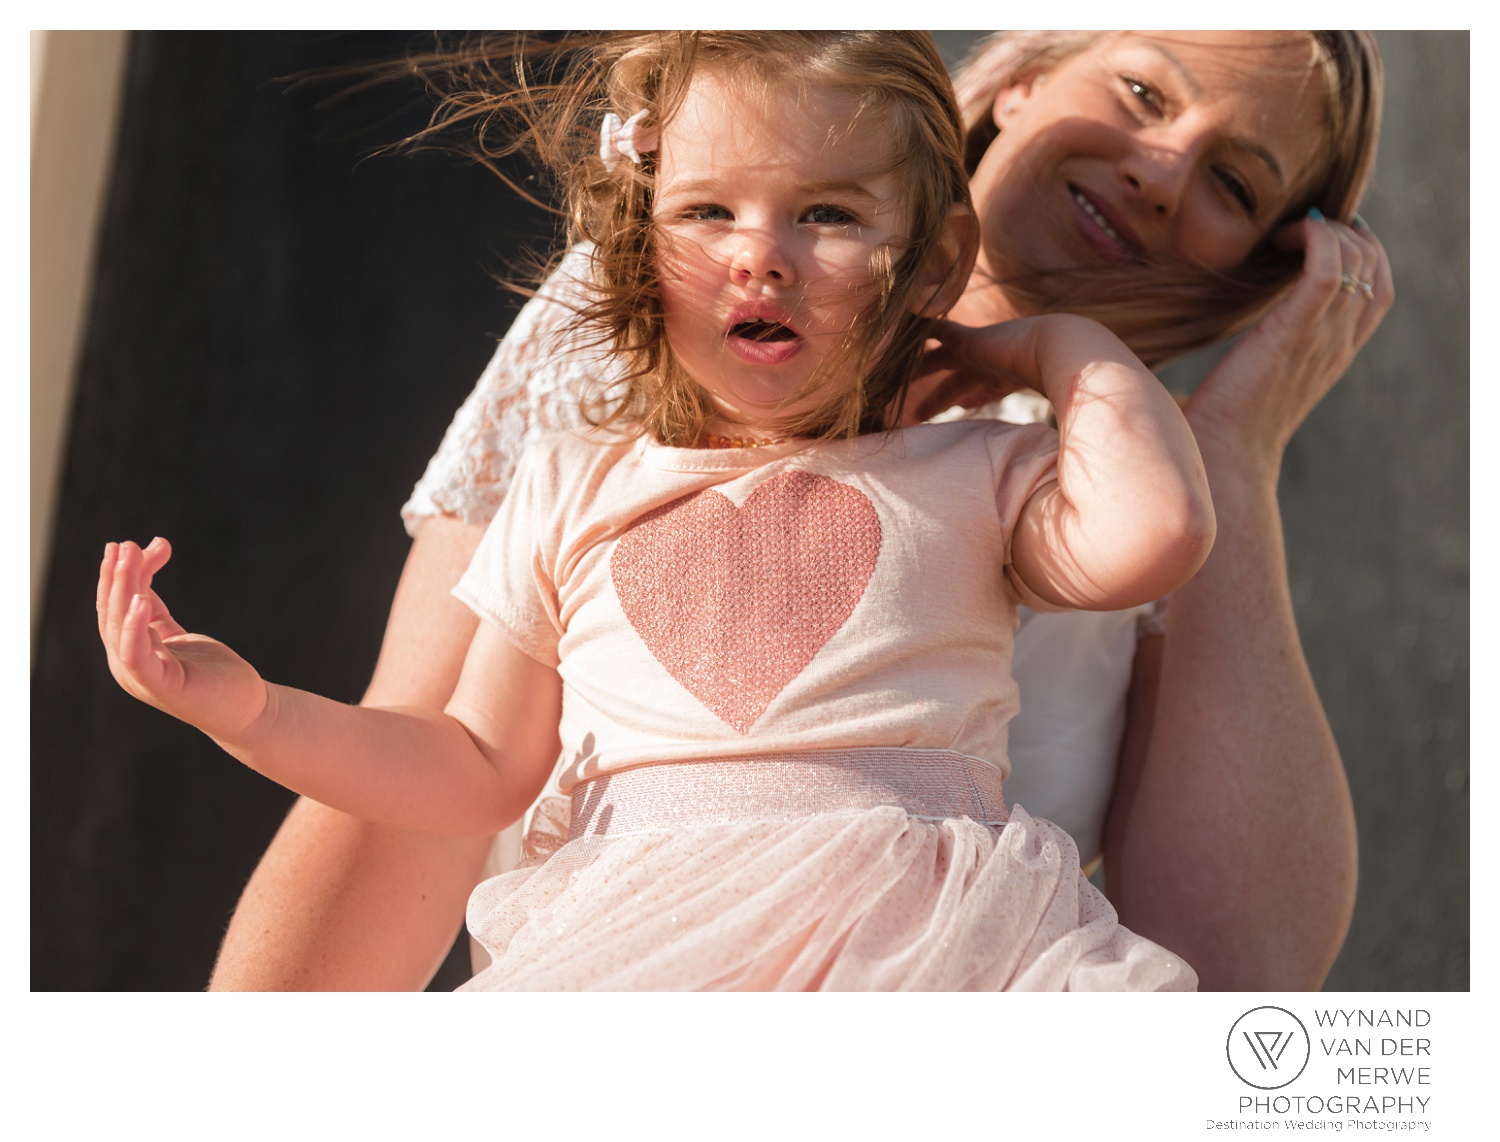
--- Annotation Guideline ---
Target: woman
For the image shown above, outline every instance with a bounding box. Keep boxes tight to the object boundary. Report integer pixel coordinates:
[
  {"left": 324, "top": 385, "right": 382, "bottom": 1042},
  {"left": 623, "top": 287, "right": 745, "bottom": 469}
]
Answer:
[{"left": 207, "top": 30, "right": 1390, "bottom": 991}]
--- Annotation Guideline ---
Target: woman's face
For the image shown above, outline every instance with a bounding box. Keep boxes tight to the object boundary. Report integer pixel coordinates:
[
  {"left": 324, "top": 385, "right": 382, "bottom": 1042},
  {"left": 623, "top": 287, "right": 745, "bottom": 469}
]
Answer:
[{"left": 969, "top": 31, "right": 1329, "bottom": 285}]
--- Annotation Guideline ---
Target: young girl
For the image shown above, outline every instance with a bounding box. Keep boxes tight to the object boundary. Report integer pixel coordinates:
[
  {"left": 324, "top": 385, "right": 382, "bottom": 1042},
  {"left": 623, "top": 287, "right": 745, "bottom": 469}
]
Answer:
[{"left": 98, "top": 31, "right": 1213, "bottom": 991}]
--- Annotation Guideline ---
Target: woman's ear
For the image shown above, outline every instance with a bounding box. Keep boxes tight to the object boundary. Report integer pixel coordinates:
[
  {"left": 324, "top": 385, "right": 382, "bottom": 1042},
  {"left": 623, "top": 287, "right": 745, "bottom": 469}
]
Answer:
[
  {"left": 912, "top": 204, "right": 980, "bottom": 319},
  {"left": 991, "top": 78, "right": 1038, "bottom": 128}
]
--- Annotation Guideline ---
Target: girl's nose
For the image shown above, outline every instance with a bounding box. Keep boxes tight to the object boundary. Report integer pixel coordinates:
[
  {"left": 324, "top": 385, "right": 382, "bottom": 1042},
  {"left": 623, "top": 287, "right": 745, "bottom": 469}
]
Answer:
[{"left": 730, "top": 231, "right": 794, "bottom": 285}]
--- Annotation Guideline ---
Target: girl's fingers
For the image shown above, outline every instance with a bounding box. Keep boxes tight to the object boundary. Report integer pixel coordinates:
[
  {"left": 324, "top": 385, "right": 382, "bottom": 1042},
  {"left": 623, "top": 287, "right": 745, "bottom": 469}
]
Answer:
[
  {"left": 138, "top": 536, "right": 172, "bottom": 588},
  {"left": 104, "top": 541, "right": 143, "bottom": 650},
  {"left": 144, "top": 591, "right": 188, "bottom": 642},
  {"left": 97, "top": 542, "right": 119, "bottom": 638},
  {"left": 118, "top": 592, "right": 159, "bottom": 677}
]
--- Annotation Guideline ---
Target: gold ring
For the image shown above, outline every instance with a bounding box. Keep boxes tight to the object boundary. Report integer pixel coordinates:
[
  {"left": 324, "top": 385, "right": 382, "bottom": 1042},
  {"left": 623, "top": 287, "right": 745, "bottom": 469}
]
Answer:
[{"left": 1339, "top": 271, "right": 1360, "bottom": 294}]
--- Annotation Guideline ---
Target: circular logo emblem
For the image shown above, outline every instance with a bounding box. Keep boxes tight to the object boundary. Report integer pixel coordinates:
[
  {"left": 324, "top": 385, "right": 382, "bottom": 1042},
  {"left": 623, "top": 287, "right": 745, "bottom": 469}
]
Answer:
[{"left": 1226, "top": 1006, "right": 1311, "bottom": 1089}]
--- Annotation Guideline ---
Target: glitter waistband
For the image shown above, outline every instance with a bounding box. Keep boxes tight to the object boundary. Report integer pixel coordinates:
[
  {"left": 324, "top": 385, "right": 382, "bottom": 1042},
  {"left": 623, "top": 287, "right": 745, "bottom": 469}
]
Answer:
[{"left": 568, "top": 748, "right": 1008, "bottom": 840}]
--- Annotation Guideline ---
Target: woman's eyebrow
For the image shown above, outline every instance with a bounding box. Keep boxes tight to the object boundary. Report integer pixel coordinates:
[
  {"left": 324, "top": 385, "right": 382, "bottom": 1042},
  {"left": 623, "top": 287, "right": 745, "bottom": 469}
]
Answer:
[
  {"left": 1147, "top": 42, "right": 1204, "bottom": 99},
  {"left": 1229, "top": 138, "right": 1285, "bottom": 188},
  {"left": 1148, "top": 41, "right": 1287, "bottom": 188}
]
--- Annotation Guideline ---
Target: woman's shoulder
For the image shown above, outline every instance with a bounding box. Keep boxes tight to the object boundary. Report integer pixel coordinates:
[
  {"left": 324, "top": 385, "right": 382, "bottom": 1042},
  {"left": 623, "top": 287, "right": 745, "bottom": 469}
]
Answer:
[
  {"left": 516, "top": 425, "right": 644, "bottom": 489},
  {"left": 491, "top": 243, "right": 602, "bottom": 372},
  {"left": 523, "top": 423, "right": 638, "bottom": 464}
]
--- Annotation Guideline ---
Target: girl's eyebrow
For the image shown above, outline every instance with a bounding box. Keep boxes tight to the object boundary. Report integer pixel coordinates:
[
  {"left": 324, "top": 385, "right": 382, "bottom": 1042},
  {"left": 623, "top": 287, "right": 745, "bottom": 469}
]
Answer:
[
  {"left": 796, "top": 178, "right": 886, "bottom": 202},
  {"left": 658, "top": 176, "right": 887, "bottom": 204}
]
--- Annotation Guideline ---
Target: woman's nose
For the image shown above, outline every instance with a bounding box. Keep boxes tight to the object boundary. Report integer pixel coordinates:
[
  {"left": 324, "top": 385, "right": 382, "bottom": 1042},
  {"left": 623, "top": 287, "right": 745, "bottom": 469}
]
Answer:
[
  {"left": 1119, "top": 142, "right": 1192, "bottom": 217},
  {"left": 730, "top": 230, "right": 794, "bottom": 285}
]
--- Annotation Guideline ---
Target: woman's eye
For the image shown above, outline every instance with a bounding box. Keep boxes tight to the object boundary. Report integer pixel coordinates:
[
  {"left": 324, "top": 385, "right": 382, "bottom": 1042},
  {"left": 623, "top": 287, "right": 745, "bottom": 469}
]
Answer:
[
  {"left": 804, "top": 204, "right": 856, "bottom": 225},
  {"left": 1124, "top": 77, "right": 1163, "bottom": 114},
  {"left": 1214, "top": 168, "right": 1257, "bottom": 213}
]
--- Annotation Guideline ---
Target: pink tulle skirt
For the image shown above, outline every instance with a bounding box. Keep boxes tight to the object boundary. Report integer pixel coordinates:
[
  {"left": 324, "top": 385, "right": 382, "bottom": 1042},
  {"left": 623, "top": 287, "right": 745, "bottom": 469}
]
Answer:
[{"left": 461, "top": 749, "right": 1196, "bottom": 991}]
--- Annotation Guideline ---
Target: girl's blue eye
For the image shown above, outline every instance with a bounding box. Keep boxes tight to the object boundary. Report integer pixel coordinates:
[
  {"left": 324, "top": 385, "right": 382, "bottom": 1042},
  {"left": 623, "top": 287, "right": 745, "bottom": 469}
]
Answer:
[
  {"left": 683, "top": 204, "right": 731, "bottom": 221},
  {"left": 805, "top": 204, "right": 855, "bottom": 225}
]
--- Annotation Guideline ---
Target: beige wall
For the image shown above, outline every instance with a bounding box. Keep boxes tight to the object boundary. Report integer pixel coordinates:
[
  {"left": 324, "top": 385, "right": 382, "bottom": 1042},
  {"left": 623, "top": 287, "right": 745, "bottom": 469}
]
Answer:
[{"left": 31, "top": 31, "right": 130, "bottom": 658}]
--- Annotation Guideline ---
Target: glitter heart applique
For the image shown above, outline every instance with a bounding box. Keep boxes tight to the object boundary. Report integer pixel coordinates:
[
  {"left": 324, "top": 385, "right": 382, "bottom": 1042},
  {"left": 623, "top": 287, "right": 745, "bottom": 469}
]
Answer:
[{"left": 611, "top": 471, "right": 881, "bottom": 733}]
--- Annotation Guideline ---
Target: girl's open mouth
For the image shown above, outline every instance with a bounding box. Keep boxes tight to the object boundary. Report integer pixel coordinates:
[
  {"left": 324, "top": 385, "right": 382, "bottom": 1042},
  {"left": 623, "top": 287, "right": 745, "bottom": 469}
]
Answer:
[
  {"left": 730, "top": 319, "right": 798, "bottom": 343},
  {"left": 726, "top": 312, "right": 803, "bottom": 365}
]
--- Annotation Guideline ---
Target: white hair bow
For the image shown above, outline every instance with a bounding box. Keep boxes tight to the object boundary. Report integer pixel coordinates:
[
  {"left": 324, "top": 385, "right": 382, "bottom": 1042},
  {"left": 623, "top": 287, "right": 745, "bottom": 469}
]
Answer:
[{"left": 599, "top": 109, "right": 658, "bottom": 170}]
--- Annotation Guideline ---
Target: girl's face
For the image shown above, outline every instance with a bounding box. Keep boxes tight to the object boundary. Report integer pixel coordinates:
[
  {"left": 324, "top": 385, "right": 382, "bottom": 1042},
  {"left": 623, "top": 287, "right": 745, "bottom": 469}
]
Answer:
[
  {"left": 970, "top": 31, "right": 1328, "bottom": 284},
  {"left": 652, "top": 72, "right": 907, "bottom": 434}
]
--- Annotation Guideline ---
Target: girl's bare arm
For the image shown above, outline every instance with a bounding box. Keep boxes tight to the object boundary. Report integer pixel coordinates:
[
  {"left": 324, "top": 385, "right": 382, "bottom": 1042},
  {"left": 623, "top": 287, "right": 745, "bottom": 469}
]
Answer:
[
  {"left": 938, "top": 315, "right": 1216, "bottom": 612},
  {"left": 101, "top": 530, "right": 555, "bottom": 836},
  {"left": 205, "top": 518, "right": 497, "bottom": 990}
]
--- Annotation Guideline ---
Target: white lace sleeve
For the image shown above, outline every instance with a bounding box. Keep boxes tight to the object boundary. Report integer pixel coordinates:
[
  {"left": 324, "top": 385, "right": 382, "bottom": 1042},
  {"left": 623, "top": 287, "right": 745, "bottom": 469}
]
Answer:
[{"left": 401, "top": 244, "right": 620, "bottom": 535}]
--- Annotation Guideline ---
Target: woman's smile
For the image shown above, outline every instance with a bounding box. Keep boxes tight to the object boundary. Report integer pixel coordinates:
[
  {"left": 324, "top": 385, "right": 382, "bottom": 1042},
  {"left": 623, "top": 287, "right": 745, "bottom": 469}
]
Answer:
[
  {"left": 1067, "top": 182, "right": 1145, "bottom": 261},
  {"left": 967, "top": 31, "right": 1327, "bottom": 285}
]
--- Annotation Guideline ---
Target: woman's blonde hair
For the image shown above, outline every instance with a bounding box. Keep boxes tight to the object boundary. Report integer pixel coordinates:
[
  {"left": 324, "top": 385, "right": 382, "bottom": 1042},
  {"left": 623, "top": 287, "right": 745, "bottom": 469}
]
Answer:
[
  {"left": 399, "top": 32, "right": 971, "bottom": 445},
  {"left": 951, "top": 31, "right": 1384, "bottom": 366}
]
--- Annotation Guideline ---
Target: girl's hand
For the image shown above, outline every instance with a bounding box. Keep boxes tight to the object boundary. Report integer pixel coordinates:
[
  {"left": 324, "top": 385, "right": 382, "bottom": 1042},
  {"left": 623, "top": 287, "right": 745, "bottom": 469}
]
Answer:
[
  {"left": 903, "top": 324, "right": 1037, "bottom": 425},
  {"left": 919, "top": 314, "right": 1130, "bottom": 410},
  {"left": 1185, "top": 213, "right": 1394, "bottom": 465},
  {"left": 97, "top": 538, "right": 271, "bottom": 744}
]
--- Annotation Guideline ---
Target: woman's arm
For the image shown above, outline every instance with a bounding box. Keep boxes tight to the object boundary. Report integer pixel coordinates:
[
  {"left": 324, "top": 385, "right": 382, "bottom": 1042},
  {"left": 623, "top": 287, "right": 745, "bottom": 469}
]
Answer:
[
  {"left": 1104, "top": 464, "right": 1356, "bottom": 990},
  {"left": 209, "top": 517, "right": 496, "bottom": 991},
  {"left": 1101, "top": 214, "right": 1392, "bottom": 990}
]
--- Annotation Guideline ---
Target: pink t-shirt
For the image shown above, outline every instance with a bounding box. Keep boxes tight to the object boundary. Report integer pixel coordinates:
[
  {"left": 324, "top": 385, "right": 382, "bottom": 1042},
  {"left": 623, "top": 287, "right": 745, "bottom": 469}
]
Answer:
[{"left": 455, "top": 419, "right": 1059, "bottom": 796}]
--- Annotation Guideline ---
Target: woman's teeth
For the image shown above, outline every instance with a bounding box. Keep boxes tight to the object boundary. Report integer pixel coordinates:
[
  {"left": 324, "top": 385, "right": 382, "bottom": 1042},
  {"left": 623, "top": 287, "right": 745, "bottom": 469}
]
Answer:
[{"left": 1074, "top": 191, "right": 1124, "bottom": 244}]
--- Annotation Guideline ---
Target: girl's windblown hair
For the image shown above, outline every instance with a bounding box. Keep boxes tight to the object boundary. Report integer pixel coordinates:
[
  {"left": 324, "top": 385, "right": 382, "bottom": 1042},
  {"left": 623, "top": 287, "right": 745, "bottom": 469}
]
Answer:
[{"left": 394, "top": 31, "right": 972, "bottom": 445}]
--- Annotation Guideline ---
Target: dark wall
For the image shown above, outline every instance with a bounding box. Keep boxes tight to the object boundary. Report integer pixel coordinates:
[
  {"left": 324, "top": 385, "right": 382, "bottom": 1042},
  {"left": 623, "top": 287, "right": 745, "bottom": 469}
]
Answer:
[
  {"left": 32, "top": 32, "right": 1468, "bottom": 991},
  {"left": 32, "top": 32, "right": 553, "bottom": 990}
]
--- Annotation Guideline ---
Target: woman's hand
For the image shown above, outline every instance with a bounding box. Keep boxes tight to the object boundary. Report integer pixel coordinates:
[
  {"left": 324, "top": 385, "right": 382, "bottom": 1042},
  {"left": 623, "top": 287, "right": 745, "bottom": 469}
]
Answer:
[
  {"left": 97, "top": 538, "right": 270, "bottom": 744},
  {"left": 1185, "top": 213, "right": 1394, "bottom": 465}
]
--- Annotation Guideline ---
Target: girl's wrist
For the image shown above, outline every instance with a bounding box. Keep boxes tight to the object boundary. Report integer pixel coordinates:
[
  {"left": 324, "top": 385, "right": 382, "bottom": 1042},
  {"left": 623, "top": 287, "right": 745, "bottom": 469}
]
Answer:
[{"left": 210, "top": 677, "right": 280, "bottom": 758}]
